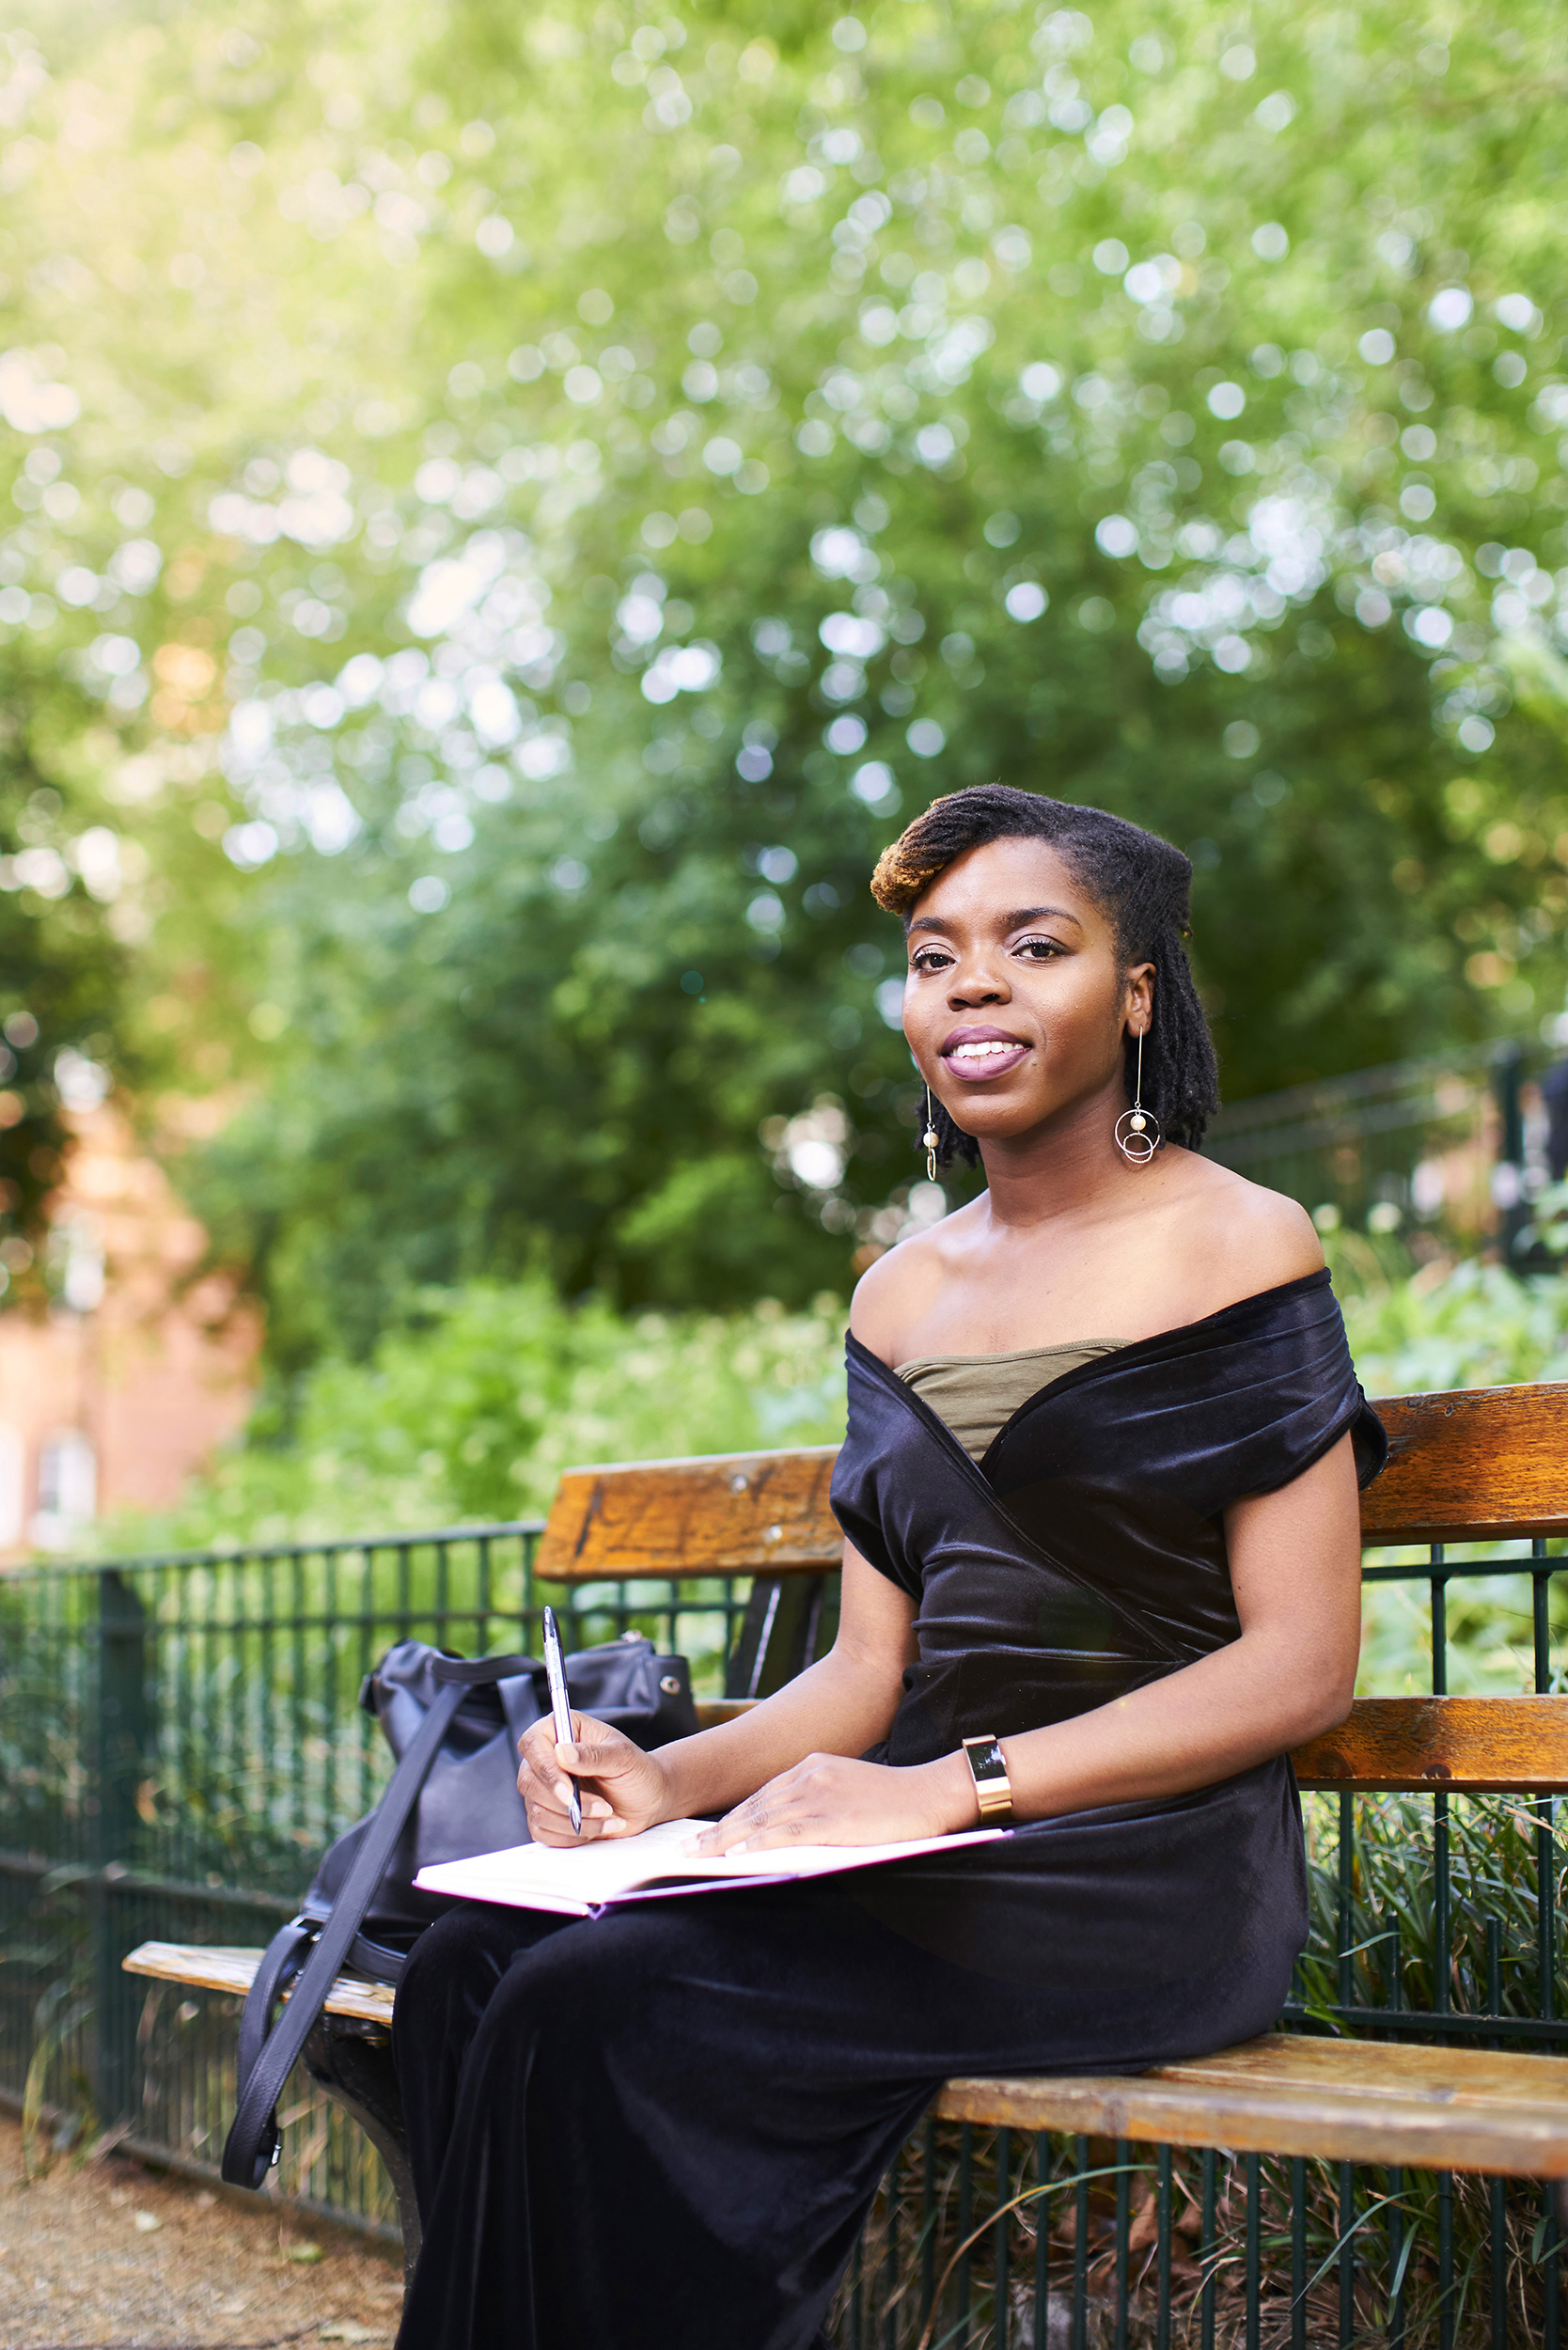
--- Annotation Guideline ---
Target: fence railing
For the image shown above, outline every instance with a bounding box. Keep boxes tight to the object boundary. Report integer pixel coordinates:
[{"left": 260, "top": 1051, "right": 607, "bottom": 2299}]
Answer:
[
  {"left": 0, "top": 1521, "right": 756, "bottom": 2231},
  {"left": 1205, "top": 1035, "right": 1556, "bottom": 1257},
  {"left": 0, "top": 1517, "right": 1562, "bottom": 2342}
]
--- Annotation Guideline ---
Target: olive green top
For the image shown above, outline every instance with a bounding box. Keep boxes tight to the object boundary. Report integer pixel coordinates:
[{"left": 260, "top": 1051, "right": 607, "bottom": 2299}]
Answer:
[{"left": 895, "top": 1341, "right": 1124, "bottom": 1463}]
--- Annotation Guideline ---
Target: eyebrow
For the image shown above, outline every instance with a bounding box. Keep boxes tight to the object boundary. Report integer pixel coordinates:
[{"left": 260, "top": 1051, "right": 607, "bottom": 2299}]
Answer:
[{"left": 907, "top": 904, "right": 1086, "bottom": 936}]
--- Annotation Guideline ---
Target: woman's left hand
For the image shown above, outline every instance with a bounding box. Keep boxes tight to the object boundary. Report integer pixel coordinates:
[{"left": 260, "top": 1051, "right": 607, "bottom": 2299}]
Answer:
[{"left": 688, "top": 1751, "right": 969, "bottom": 1856}]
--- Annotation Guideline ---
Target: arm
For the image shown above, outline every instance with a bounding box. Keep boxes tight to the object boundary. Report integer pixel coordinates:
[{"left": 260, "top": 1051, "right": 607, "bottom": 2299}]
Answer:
[
  {"left": 662, "top": 1544, "right": 916, "bottom": 1816},
  {"left": 516, "top": 1542, "right": 917, "bottom": 1844},
  {"left": 696, "top": 1428, "right": 1363, "bottom": 1851}
]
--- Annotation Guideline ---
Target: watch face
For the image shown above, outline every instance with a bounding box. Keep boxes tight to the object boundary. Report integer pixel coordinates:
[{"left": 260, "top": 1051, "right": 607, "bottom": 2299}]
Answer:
[{"left": 966, "top": 1736, "right": 1007, "bottom": 1780}]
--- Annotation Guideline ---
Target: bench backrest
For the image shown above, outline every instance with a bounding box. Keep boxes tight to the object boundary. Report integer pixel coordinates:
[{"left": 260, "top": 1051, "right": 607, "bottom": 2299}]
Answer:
[
  {"left": 1358, "top": 1383, "right": 1568, "bottom": 1544},
  {"left": 536, "top": 1385, "right": 1568, "bottom": 1577},
  {"left": 535, "top": 1382, "right": 1568, "bottom": 1795}
]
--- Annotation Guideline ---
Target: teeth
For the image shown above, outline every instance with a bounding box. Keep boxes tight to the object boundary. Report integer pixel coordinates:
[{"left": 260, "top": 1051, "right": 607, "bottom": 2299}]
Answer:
[{"left": 949, "top": 1041, "right": 1021, "bottom": 1061}]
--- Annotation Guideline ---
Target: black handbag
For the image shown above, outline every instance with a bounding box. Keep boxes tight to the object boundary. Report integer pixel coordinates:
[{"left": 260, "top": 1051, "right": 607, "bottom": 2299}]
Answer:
[{"left": 222, "top": 1631, "right": 698, "bottom": 2189}]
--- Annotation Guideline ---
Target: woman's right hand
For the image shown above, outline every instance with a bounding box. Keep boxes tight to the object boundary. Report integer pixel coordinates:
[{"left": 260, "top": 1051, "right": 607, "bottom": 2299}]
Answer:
[{"left": 516, "top": 1712, "right": 673, "bottom": 1846}]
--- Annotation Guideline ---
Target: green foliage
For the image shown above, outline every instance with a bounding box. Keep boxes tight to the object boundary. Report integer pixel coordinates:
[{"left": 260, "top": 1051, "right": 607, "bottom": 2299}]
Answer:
[
  {"left": 96, "top": 1250, "right": 1568, "bottom": 1619},
  {"left": 1339, "top": 1255, "right": 1568, "bottom": 1698},
  {"left": 1341, "top": 1255, "right": 1568, "bottom": 1393},
  {"left": 5, "top": 5, "right": 1568, "bottom": 1347},
  {"left": 1300, "top": 1787, "right": 1567, "bottom": 2029},
  {"left": 1518, "top": 1176, "right": 1568, "bottom": 1259},
  {"left": 97, "top": 1278, "right": 849, "bottom": 1551},
  {"left": 0, "top": 658, "right": 128, "bottom": 1282}
]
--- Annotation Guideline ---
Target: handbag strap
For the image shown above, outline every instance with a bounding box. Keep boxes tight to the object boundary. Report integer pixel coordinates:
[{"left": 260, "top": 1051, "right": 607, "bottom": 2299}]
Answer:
[
  {"left": 431, "top": 1652, "right": 537, "bottom": 1685},
  {"left": 236, "top": 1915, "right": 318, "bottom": 2091},
  {"left": 223, "top": 1646, "right": 564, "bottom": 2187}
]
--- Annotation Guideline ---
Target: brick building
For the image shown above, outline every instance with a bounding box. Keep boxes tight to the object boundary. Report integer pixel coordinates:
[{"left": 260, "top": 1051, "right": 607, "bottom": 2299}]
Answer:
[{"left": 0, "top": 1091, "right": 259, "bottom": 1558}]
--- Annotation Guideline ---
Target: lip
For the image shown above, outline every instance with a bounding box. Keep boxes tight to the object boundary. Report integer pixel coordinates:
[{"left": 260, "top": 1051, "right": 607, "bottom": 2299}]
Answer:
[{"left": 939, "top": 1026, "right": 1032, "bottom": 1083}]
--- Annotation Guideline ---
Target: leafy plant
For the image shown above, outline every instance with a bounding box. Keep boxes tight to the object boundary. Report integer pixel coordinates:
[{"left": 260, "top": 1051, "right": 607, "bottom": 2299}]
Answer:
[
  {"left": 20, "top": 1981, "right": 97, "bottom": 2184},
  {"left": 82, "top": 1248, "right": 1568, "bottom": 1571},
  {"left": 91, "top": 1278, "right": 851, "bottom": 1552},
  {"left": 1341, "top": 1254, "right": 1568, "bottom": 1395}
]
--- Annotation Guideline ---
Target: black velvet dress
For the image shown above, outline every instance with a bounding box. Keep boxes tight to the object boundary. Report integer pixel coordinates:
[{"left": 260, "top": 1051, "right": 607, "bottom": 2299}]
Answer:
[{"left": 391, "top": 1269, "right": 1386, "bottom": 2350}]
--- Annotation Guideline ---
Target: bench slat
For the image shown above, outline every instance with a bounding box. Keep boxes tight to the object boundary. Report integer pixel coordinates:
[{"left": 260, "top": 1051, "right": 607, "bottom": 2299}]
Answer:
[
  {"left": 1355, "top": 1384, "right": 1568, "bottom": 1544},
  {"left": 531, "top": 1385, "right": 1568, "bottom": 1584},
  {"left": 124, "top": 1940, "right": 396, "bottom": 2029},
  {"left": 1293, "top": 1695, "right": 1568, "bottom": 1793},
  {"left": 700, "top": 1697, "right": 1568, "bottom": 1795},
  {"left": 935, "top": 2034, "right": 1568, "bottom": 2177},
  {"left": 535, "top": 1447, "right": 841, "bottom": 1581},
  {"left": 123, "top": 1945, "right": 1566, "bottom": 2179}
]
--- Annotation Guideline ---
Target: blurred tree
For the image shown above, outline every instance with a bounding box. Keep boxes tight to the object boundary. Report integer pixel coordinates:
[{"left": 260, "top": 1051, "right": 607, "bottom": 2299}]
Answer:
[
  {"left": 3, "top": 0, "right": 1568, "bottom": 1347},
  {"left": 0, "top": 658, "right": 127, "bottom": 1290}
]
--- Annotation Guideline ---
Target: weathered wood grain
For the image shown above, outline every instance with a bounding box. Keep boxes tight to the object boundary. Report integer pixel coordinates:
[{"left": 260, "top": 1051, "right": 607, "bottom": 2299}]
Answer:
[
  {"left": 531, "top": 1382, "right": 1568, "bottom": 1583},
  {"left": 534, "top": 1446, "right": 842, "bottom": 1581},
  {"left": 936, "top": 2034, "right": 1568, "bottom": 2176},
  {"left": 698, "top": 1696, "right": 1568, "bottom": 1787},
  {"left": 1362, "top": 1384, "right": 1568, "bottom": 1543},
  {"left": 128, "top": 1943, "right": 1568, "bottom": 2179},
  {"left": 1293, "top": 1695, "right": 1568, "bottom": 1792},
  {"left": 123, "top": 1940, "right": 395, "bottom": 2028}
]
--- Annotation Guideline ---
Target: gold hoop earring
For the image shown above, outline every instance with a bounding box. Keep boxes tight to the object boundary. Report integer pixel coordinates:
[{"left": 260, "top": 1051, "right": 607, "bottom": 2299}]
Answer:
[
  {"left": 1115, "top": 1029, "right": 1161, "bottom": 1166},
  {"left": 922, "top": 1088, "right": 939, "bottom": 1183}
]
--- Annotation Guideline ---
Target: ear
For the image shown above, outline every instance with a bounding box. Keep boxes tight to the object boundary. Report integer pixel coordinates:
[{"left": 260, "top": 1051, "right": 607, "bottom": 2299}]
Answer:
[{"left": 1125, "top": 963, "right": 1155, "bottom": 1035}]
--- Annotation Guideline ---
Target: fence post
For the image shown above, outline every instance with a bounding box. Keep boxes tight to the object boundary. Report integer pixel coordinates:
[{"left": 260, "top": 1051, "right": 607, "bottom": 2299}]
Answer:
[
  {"left": 93, "top": 1570, "right": 151, "bottom": 2126},
  {"left": 1493, "top": 1043, "right": 1529, "bottom": 1261}
]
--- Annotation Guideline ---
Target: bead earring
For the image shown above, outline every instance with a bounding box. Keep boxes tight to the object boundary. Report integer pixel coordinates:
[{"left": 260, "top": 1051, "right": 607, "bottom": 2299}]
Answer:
[
  {"left": 1114, "top": 1029, "right": 1161, "bottom": 1166},
  {"left": 922, "top": 1088, "right": 939, "bottom": 1182}
]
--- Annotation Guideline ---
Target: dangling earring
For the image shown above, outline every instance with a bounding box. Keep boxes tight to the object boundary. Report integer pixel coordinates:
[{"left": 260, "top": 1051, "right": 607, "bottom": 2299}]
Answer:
[
  {"left": 922, "top": 1088, "right": 939, "bottom": 1182},
  {"left": 1115, "top": 1029, "right": 1161, "bottom": 1166}
]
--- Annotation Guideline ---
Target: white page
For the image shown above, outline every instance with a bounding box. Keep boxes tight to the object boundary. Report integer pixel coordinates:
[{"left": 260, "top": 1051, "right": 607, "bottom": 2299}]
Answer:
[{"left": 415, "top": 1818, "right": 1007, "bottom": 1915}]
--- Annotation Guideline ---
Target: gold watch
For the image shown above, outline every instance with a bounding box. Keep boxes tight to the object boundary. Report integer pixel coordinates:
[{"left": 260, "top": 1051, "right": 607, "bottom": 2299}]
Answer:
[{"left": 961, "top": 1734, "right": 1013, "bottom": 1824}]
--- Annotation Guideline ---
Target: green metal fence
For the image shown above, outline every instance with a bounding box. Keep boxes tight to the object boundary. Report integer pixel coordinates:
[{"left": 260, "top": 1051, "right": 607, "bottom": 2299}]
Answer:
[
  {"left": 837, "top": 1531, "right": 1568, "bottom": 2350},
  {"left": 1204, "top": 1036, "right": 1553, "bottom": 1260},
  {"left": 0, "top": 1522, "right": 755, "bottom": 2232},
  {"left": 0, "top": 1522, "right": 1562, "bottom": 2343}
]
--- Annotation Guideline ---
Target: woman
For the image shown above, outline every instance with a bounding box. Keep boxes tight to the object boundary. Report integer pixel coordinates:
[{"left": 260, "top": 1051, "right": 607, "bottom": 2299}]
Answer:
[{"left": 392, "top": 785, "right": 1386, "bottom": 2350}]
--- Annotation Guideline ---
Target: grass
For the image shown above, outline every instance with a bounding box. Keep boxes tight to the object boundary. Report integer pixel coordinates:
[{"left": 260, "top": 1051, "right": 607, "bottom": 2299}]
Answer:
[{"left": 834, "top": 2126, "right": 1560, "bottom": 2348}]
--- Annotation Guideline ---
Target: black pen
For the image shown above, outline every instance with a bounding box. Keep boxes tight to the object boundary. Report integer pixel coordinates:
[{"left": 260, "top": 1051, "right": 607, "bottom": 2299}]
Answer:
[{"left": 541, "top": 1606, "right": 581, "bottom": 1836}]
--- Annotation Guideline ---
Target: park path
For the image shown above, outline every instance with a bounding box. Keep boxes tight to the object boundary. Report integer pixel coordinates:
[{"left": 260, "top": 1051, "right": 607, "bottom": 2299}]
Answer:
[{"left": 0, "top": 2116, "right": 403, "bottom": 2350}]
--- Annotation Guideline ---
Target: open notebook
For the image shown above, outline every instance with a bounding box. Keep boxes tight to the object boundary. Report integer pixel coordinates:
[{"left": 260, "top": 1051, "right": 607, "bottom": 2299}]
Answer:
[{"left": 415, "top": 1818, "right": 1008, "bottom": 1918}]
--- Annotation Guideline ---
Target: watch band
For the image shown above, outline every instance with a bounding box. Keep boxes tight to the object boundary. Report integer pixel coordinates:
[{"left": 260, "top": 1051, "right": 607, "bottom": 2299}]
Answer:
[{"left": 961, "top": 1733, "right": 1013, "bottom": 1824}]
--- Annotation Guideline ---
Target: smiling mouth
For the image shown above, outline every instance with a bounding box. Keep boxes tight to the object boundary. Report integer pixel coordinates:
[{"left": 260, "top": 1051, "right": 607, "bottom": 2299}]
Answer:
[
  {"left": 941, "top": 1038, "right": 1032, "bottom": 1085},
  {"left": 945, "top": 1039, "right": 1027, "bottom": 1066}
]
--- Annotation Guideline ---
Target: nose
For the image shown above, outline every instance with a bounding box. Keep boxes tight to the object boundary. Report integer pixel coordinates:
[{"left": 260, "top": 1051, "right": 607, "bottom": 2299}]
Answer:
[{"left": 947, "top": 951, "right": 1011, "bottom": 1009}]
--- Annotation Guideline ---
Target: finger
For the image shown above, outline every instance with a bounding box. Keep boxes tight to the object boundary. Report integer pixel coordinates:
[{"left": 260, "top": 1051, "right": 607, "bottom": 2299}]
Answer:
[
  {"left": 528, "top": 1810, "right": 616, "bottom": 1846},
  {"left": 522, "top": 1778, "right": 617, "bottom": 1837},
  {"left": 690, "top": 1801, "right": 776, "bottom": 1856},
  {"left": 519, "top": 1712, "right": 605, "bottom": 1760},
  {"left": 711, "top": 1815, "right": 814, "bottom": 1852},
  {"left": 687, "top": 1756, "right": 813, "bottom": 1851},
  {"left": 556, "top": 1737, "right": 640, "bottom": 1779},
  {"left": 517, "top": 1759, "right": 613, "bottom": 1823}
]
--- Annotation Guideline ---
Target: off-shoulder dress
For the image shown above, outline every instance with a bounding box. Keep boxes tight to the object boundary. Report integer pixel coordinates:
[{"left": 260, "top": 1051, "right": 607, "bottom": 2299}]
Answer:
[{"left": 391, "top": 1268, "right": 1386, "bottom": 2350}]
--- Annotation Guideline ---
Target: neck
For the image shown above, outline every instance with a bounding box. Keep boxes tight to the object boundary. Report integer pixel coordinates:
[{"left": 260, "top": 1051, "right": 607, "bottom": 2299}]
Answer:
[{"left": 970, "top": 1075, "right": 1152, "bottom": 1232}]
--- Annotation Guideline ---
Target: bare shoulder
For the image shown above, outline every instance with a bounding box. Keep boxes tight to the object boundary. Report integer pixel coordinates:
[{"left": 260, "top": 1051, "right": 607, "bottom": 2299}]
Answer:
[
  {"left": 848, "top": 1198, "right": 984, "bottom": 1364},
  {"left": 1165, "top": 1153, "right": 1325, "bottom": 1295}
]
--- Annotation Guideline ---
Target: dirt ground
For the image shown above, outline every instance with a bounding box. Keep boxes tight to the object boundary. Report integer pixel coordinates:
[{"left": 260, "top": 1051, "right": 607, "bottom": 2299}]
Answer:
[{"left": 0, "top": 2115, "right": 405, "bottom": 2350}]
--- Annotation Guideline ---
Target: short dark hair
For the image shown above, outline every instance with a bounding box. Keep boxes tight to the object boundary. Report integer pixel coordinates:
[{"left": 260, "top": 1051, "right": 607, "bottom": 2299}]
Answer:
[{"left": 870, "top": 784, "right": 1221, "bottom": 1167}]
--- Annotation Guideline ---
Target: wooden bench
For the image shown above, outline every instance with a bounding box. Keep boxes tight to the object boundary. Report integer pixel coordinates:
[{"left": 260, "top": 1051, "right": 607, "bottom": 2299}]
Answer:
[{"left": 126, "top": 1381, "right": 1568, "bottom": 2293}]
